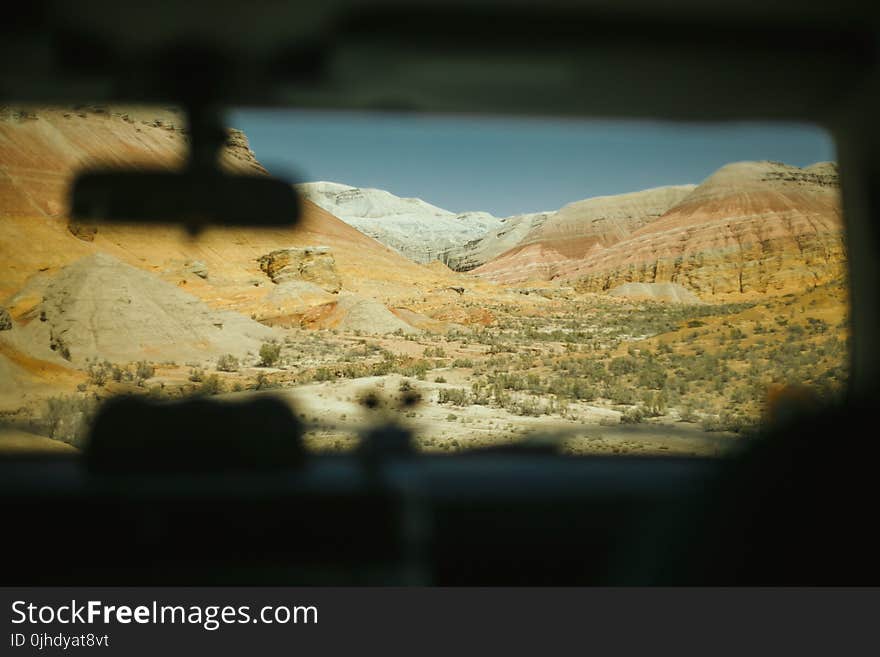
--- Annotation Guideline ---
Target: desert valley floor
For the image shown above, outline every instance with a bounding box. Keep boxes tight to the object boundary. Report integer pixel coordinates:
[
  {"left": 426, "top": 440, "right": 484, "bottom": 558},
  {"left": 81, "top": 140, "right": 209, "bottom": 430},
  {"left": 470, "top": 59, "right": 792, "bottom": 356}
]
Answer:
[{"left": 0, "top": 107, "right": 849, "bottom": 456}]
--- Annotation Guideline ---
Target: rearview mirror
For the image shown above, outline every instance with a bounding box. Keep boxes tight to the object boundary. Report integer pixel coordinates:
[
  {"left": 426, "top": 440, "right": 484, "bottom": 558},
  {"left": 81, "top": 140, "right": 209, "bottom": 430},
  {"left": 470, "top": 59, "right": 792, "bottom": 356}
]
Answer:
[{"left": 70, "top": 169, "right": 300, "bottom": 231}]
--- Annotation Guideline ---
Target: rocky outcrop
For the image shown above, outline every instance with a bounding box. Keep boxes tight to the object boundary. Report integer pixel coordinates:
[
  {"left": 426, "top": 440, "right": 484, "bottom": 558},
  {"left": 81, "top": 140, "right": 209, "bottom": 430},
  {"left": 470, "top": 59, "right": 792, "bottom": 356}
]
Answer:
[
  {"left": 252, "top": 281, "right": 336, "bottom": 326},
  {"left": 68, "top": 220, "right": 97, "bottom": 242},
  {"left": 224, "top": 128, "right": 269, "bottom": 175},
  {"left": 257, "top": 246, "right": 342, "bottom": 293},
  {"left": 185, "top": 260, "right": 208, "bottom": 279},
  {"left": 0, "top": 308, "right": 11, "bottom": 331},
  {"left": 472, "top": 186, "right": 696, "bottom": 284},
  {"left": 565, "top": 161, "right": 844, "bottom": 299}
]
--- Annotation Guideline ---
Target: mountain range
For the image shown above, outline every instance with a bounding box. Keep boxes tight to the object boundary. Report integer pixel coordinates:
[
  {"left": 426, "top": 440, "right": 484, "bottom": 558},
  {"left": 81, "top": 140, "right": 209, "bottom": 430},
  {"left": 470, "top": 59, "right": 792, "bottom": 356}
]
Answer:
[
  {"left": 297, "top": 180, "right": 554, "bottom": 268},
  {"left": 303, "top": 162, "right": 843, "bottom": 300}
]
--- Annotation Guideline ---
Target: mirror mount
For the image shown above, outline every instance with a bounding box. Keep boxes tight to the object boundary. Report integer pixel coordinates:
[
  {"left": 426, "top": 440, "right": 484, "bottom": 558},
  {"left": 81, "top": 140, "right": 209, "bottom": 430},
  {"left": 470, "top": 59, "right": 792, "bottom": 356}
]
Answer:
[
  {"left": 70, "top": 102, "right": 300, "bottom": 235},
  {"left": 184, "top": 103, "right": 227, "bottom": 175}
]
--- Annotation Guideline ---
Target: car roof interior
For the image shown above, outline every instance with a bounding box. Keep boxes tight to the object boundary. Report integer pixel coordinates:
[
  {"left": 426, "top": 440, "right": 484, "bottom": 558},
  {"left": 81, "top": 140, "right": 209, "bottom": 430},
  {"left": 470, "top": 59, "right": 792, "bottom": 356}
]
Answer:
[{"left": 2, "top": 0, "right": 879, "bottom": 585}]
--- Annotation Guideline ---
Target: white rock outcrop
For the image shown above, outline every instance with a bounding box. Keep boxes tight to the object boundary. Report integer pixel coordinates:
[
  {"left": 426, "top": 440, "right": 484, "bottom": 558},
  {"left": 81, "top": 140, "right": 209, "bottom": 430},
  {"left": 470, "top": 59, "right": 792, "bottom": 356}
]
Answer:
[{"left": 297, "top": 181, "right": 510, "bottom": 266}]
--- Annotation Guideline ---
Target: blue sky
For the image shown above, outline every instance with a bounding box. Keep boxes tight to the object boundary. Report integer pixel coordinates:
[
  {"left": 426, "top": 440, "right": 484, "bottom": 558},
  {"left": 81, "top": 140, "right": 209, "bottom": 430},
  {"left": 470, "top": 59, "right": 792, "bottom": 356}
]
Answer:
[{"left": 228, "top": 110, "right": 835, "bottom": 217}]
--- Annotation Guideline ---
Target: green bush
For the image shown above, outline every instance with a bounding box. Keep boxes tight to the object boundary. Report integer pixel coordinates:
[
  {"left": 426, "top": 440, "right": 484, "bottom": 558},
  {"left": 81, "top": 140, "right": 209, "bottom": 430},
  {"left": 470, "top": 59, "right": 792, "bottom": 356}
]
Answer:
[
  {"left": 398, "top": 359, "right": 431, "bottom": 379},
  {"left": 510, "top": 397, "right": 543, "bottom": 417},
  {"left": 607, "top": 384, "right": 637, "bottom": 405},
  {"left": 216, "top": 353, "right": 240, "bottom": 372},
  {"left": 254, "top": 372, "right": 278, "bottom": 390},
  {"left": 136, "top": 360, "right": 155, "bottom": 380},
  {"left": 199, "top": 374, "right": 224, "bottom": 395},
  {"left": 620, "top": 407, "right": 645, "bottom": 424},
  {"left": 259, "top": 341, "right": 282, "bottom": 367},
  {"left": 438, "top": 388, "right": 470, "bottom": 405},
  {"left": 608, "top": 356, "right": 638, "bottom": 376},
  {"left": 637, "top": 366, "right": 667, "bottom": 390},
  {"left": 314, "top": 367, "right": 334, "bottom": 381},
  {"left": 87, "top": 361, "right": 109, "bottom": 386},
  {"left": 701, "top": 415, "right": 724, "bottom": 432}
]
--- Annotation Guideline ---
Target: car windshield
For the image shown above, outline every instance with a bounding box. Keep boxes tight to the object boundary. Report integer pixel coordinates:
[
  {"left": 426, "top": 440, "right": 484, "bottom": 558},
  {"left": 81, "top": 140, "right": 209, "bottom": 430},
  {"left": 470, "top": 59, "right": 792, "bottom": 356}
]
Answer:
[{"left": 0, "top": 106, "right": 848, "bottom": 457}]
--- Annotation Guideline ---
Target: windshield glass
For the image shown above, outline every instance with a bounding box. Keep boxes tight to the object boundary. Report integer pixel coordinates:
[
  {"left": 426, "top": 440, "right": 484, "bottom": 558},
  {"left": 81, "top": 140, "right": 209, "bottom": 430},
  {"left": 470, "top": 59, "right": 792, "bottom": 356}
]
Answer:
[{"left": 0, "top": 106, "right": 848, "bottom": 456}]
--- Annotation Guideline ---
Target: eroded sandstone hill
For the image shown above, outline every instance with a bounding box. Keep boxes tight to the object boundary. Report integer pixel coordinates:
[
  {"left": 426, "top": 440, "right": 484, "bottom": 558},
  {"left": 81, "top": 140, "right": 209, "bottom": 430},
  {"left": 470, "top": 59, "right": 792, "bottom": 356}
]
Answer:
[
  {"left": 473, "top": 161, "right": 844, "bottom": 299},
  {"left": 472, "top": 185, "right": 695, "bottom": 284},
  {"left": 0, "top": 106, "right": 468, "bottom": 311},
  {"left": 564, "top": 161, "right": 844, "bottom": 298},
  {"left": 7, "top": 253, "right": 276, "bottom": 366}
]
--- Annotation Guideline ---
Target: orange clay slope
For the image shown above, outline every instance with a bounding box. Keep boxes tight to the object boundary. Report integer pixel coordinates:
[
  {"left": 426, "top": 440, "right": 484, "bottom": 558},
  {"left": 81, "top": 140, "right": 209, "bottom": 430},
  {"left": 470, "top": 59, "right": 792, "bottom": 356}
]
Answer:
[
  {"left": 0, "top": 106, "right": 468, "bottom": 313},
  {"left": 473, "top": 161, "right": 844, "bottom": 301},
  {"left": 564, "top": 161, "right": 844, "bottom": 299},
  {"left": 471, "top": 185, "right": 695, "bottom": 285}
]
